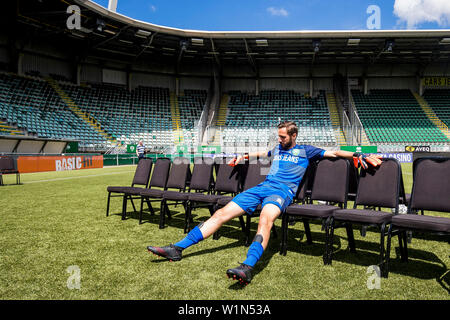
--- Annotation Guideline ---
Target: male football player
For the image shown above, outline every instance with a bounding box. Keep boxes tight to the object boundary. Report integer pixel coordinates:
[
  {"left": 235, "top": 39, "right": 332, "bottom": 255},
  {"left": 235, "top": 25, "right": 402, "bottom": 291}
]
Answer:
[{"left": 147, "top": 121, "right": 382, "bottom": 285}]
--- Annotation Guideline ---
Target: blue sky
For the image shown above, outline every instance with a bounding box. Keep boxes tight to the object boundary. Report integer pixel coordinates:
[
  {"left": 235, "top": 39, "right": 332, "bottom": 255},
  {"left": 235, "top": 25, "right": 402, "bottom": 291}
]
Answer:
[{"left": 90, "top": 0, "right": 450, "bottom": 31}]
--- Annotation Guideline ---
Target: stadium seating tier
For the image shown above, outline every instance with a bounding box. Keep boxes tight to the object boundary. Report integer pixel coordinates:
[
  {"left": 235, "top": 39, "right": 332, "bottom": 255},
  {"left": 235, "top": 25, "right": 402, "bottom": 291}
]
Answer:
[
  {"left": 222, "top": 90, "right": 336, "bottom": 147},
  {"left": 351, "top": 89, "right": 449, "bottom": 144}
]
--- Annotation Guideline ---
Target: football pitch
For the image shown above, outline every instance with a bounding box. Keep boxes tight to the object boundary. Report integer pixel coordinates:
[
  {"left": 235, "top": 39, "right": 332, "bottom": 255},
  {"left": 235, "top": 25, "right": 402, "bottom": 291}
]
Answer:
[{"left": 0, "top": 163, "right": 448, "bottom": 300}]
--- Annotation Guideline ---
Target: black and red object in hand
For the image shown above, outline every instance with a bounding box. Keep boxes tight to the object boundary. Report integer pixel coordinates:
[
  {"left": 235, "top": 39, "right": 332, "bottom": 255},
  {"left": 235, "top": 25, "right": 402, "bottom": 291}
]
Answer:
[
  {"left": 228, "top": 154, "right": 249, "bottom": 167},
  {"left": 352, "top": 152, "right": 383, "bottom": 169}
]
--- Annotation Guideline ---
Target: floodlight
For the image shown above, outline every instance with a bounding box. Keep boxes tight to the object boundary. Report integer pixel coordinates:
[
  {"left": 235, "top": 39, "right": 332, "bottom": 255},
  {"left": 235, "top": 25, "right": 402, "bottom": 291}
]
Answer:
[
  {"left": 191, "top": 38, "right": 204, "bottom": 46},
  {"left": 256, "top": 39, "right": 268, "bottom": 47},
  {"left": 135, "top": 29, "right": 152, "bottom": 38},
  {"left": 385, "top": 40, "right": 395, "bottom": 52},
  {"left": 180, "top": 40, "right": 189, "bottom": 52},
  {"left": 347, "top": 38, "right": 360, "bottom": 46},
  {"left": 312, "top": 40, "right": 321, "bottom": 53},
  {"left": 96, "top": 18, "right": 105, "bottom": 32}
]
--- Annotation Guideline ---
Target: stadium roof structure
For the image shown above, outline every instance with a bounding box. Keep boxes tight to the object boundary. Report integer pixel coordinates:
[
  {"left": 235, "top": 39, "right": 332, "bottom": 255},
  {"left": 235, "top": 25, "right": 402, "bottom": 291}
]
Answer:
[{"left": 7, "top": 0, "right": 450, "bottom": 73}]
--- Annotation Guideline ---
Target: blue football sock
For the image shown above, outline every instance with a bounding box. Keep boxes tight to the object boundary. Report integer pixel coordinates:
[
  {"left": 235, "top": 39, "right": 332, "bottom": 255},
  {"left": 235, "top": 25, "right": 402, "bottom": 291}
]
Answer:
[
  {"left": 243, "top": 241, "right": 264, "bottom": 267},
  {"left": 174, "top": 226, "right": 204, "bottom": 250}
]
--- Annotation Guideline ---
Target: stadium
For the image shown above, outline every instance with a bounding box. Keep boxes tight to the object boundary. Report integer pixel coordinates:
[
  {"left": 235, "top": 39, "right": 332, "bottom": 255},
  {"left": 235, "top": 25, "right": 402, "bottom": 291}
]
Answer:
[{"left": 0, "top": 0, "right": 449, "bottom": 304}]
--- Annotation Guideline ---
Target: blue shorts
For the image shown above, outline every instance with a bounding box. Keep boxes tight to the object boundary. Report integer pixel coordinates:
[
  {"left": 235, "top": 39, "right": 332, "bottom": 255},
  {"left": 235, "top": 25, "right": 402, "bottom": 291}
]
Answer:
[{"left": 231, "top": 183, "right": 293, "bottom": 215}]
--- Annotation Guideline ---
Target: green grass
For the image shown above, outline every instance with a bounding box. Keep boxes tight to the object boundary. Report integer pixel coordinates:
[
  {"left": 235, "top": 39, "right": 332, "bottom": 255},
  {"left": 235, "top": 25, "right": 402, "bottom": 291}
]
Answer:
[{"left": 0, "top": 163, "right": 448, "bottom": 299}]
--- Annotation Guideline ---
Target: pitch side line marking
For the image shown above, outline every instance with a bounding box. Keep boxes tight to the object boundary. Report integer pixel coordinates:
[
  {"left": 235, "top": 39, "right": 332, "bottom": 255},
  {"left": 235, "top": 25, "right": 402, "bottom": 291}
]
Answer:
[{"left": 24, "top": 170, "right": 135, "bottom": 184}]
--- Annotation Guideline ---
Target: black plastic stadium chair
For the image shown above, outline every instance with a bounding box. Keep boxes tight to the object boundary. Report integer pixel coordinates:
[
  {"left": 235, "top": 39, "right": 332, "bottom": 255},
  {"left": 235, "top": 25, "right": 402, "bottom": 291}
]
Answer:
[
  {"left": 281, "top": 158, "right": 350, "bottom": 265},
  {"left": 139, "top": 157, "right": 191, "bottom": 228},
  {"left": 326, "top": 158, "right": 403, "bottom": 277},
  {"left": 215, "top": 158, "right": 272, "bottom": 244},
  {"left": 385, "top": 157, "right": 450, "bottom": 278},
  {"left": 137, "top": 157, "right": 172, "bottom": 223},
  {"left": 185, "top": 158, "right": 244, "bottom": 235},
  {"left": 106, "top": 158, "right": 153, "bottom": 218},
  {"left": 178, "top": 157, "right": 215, "bottom": 233},
  {"left": 0, "top": 156, "right": 21, "bottom": 185}
]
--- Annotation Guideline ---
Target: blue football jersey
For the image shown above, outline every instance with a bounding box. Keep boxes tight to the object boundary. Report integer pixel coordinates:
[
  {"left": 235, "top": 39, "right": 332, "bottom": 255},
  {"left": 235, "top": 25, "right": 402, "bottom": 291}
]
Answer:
[{"left": 265, "top": 144, "right": 325, "bottom": 197}]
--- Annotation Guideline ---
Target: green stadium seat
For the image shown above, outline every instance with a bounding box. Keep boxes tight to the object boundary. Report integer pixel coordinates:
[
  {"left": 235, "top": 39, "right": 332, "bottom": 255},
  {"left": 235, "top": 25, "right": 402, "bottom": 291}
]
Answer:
[
  {"left": 0, "top": 73, "right": 106, "bottom": 147},
  {"left": 423, "top": 89, "right": 450, "bottom": 128},
  {"left": 352, "top": 89, "right": 449, "bottom": 144},
  {"left": 223, "top": 90, "right": 336, "bottom": 147}
]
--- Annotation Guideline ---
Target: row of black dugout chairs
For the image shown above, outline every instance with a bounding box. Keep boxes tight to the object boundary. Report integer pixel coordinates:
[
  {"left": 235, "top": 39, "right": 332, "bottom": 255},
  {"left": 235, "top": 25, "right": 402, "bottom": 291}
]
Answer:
[{"left": 106, "top": 156, "right": 450, "bottom": 278}]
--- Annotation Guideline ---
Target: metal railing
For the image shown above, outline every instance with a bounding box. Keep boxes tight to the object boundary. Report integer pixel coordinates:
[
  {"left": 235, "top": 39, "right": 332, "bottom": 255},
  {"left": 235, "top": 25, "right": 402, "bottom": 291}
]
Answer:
[{"left": 342, "top": 110, "right": 352, "bottom": 145}]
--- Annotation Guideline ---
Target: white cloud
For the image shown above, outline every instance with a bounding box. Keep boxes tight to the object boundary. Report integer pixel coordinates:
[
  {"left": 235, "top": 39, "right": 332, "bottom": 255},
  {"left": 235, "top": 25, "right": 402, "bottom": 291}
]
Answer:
[
  {"left": 393, "top": 0, "right": 450, "bottom": 29},
  {"left": 149, "top": 5, "right": 156, "bottom": 12},
  {"left": 267, "top": 7, "right": 289, "bottom": 17}
]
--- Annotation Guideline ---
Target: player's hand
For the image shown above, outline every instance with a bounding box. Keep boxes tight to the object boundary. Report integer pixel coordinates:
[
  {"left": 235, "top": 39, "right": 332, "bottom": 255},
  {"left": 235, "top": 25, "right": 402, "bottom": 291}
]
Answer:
[
  {"left": 228, "top": 154, "right": 249, "bottom": 167},
  {"left": 352, "top": 153, "right": 383, "bottom": 169},
  {"left": 227, "top": 157, "right": 238, "bottom": 167}
]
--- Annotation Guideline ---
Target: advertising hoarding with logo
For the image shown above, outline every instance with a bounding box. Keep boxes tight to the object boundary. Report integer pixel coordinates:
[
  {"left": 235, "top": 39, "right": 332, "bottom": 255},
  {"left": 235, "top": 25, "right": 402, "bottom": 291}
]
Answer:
[
  {"left": 340, "top": 146, "right": 378, "bottom": 153},
  {"left": 422, "top": 77, "right": 450, "bottom": 87},
  {"left": 405, "top": 146, "right": 430, "bottom": 152},
  {"left": 198, "top": 145, "right": 221, "bottom": 155},
  {"left": 17, "top": 155, "right": 103, "bottom": 173},
  {"left": 374, "top": 153, "right": 413, "bottom": 163},
  {"left": 126, "top": 144, "right": 137, "bottom": 153}
]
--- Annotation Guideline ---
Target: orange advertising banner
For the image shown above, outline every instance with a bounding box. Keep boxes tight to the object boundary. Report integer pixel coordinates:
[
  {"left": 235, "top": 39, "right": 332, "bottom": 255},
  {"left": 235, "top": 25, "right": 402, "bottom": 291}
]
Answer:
[{"left": 17, "top": 155, "right": 103, "bottom": 173}]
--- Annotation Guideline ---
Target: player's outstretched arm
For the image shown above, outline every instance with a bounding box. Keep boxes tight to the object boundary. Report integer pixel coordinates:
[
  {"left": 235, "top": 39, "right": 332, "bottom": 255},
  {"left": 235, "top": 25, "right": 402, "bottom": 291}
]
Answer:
[
  {"left": 228, "top": 151, "right": 269, "bottom": 166},
  {"left": 323, "top": 150, "right": 382, "bottom": 169}
]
